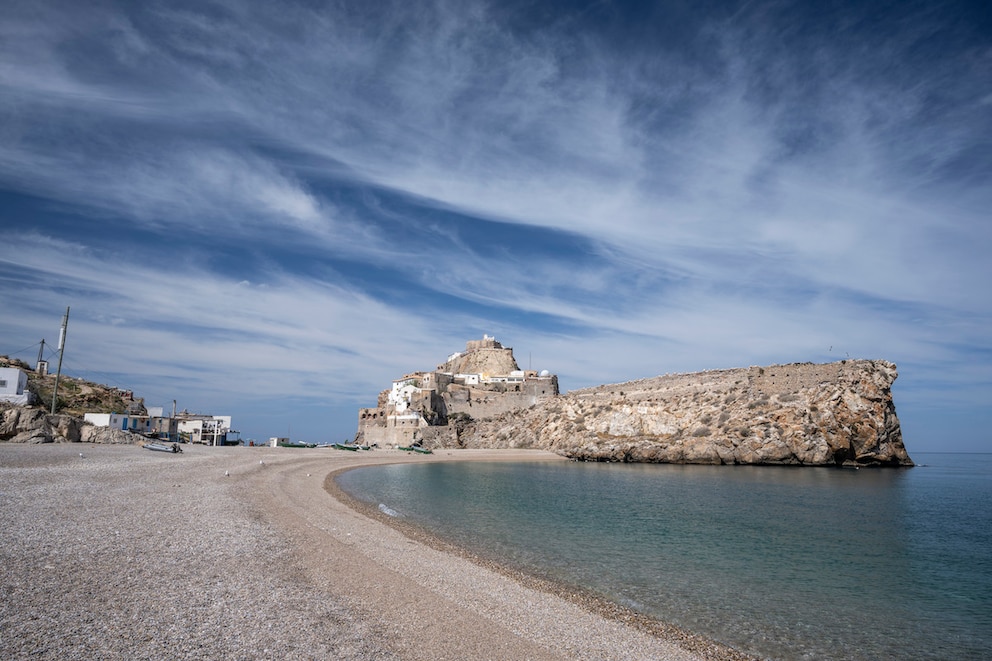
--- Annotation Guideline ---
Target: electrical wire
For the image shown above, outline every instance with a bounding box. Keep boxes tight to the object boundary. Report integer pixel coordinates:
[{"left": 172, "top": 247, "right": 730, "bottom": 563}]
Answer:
[{"left": 0, "top": 341, "right": 44, "bottom": 360}]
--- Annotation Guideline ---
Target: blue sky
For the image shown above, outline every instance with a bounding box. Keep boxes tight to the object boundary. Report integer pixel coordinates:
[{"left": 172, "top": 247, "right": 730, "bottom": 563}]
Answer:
[{"left": 1, "top": 0, "right": 989, "bottom": 452}]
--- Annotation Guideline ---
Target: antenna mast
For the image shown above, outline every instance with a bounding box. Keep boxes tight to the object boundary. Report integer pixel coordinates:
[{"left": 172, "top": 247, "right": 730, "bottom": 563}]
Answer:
[{"left": 50, "top": 306, "right": 69, "bottom": 414}]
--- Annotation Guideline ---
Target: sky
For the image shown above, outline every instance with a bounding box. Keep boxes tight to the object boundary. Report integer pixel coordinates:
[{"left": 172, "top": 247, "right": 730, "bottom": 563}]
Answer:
[{"left": 1, "top": 0, "right": 989, "bottom": 453}]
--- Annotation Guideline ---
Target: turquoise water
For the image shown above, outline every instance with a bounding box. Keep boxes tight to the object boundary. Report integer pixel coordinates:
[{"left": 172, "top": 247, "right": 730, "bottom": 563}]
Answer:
[{"left": 335, "top": 453, "right": 992, "bottom": 660}]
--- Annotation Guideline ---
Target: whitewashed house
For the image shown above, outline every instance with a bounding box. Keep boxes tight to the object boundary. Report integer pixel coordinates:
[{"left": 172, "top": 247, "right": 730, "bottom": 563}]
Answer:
[
  {"left": 83, "top": 412, "right": 129, "bottom": 430},
  {"left": 176, "top": 414, "right": 233, "bottom": 445},
  {"left": 83, "top": 411, "right": 179, "bottom": 440},
  {"left": 0, "top": 367, "right": 31, "bottom": 405}
]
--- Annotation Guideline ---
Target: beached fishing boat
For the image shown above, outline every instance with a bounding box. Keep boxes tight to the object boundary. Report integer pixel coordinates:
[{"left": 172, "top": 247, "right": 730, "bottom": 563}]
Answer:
[
  {"left": 331, "top": 443, "right": 359, "bottom": 451},
  {"left": 278, "top": 441, "right": 317, "bottom": 448},
  {"left": 398, "top": 446, "right": 433, "bottom": 454},
  {"left": 143, "top": 442, "right": 183, "bottom": 453}
]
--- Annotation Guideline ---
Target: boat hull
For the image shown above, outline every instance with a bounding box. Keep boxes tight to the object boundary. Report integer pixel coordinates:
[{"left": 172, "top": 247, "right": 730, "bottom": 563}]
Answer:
[{"left": 143, "top": 442, "right": 182, "bottom": 453}]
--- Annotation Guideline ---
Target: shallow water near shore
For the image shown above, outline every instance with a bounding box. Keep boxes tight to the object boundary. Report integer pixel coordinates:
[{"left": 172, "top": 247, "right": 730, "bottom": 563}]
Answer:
[{"left": 336, "top": 452, "right": 992, "bottom": 660}]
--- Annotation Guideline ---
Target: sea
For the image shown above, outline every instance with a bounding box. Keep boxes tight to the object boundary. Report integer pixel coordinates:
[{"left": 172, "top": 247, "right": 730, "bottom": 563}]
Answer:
[{"left": 335, "top": 453, "right": 992, "bottom": 660}]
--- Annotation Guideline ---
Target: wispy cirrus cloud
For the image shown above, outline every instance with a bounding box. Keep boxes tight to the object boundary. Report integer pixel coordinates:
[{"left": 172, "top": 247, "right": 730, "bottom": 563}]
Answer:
[{"left": 0, "top": 0, "right": 988, "bottom": 448}]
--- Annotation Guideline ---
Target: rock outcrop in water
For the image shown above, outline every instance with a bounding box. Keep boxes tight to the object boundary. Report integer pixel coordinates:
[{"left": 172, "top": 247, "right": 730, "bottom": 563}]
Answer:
[{"left": 446, "top": 359, "right": 912, "bottom": 466}]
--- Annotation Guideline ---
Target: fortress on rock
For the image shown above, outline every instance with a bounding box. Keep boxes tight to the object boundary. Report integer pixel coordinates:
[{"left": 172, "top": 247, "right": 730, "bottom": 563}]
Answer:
[
  {"left": 356, "top": 335, "right": 559, "bottom": 448},
  {"left": 357, "top": 337, "right": 913, "bottom": 466}
]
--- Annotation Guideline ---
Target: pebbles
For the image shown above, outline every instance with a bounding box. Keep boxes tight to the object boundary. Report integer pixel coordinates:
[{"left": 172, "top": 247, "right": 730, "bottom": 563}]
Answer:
[
  {"left": 0, "top": 444, "right": 392, "bottom": 660},
  {"left": 2, "top": 445, "right": 751, "bottom": 661}
]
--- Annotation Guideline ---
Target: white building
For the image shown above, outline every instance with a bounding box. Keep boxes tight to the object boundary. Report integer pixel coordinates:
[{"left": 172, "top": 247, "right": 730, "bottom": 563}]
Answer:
[
  {"left": 83, "top": 412, "right": 129, "bottom": 430},
  {"left": 0, "top": 367, "right": 31, "bottom": 405},
  {"left": 388, "top": 379, "right": 420, "bottom": 413},
  {"left": 177, "top": 414, "right": 233, "bottom": 445},
  {"left": 84, "top": 407, "right": 231, "bottom": 443},
  {"left": 84, "top": 412, "right": 178, "bottom": 440}
]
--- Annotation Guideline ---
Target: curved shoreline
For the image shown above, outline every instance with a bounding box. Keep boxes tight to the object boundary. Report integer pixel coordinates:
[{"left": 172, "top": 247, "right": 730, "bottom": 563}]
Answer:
[
  {"left": 323, "top": 451, "right": 755, "bottom": 661},
  {"left": 1, "top": 443, "right": 755, "bottom": 660}
]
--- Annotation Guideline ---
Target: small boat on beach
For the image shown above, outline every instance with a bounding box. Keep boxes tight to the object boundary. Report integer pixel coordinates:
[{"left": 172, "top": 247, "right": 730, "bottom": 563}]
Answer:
[
  {"left": 143, "top": 442, "right": 183, "bottom": 453},
  {"left": 331, "top": 443, "right": 359, "bottom": 451},
  {"left": 398, "top": 445, "right": 433, "bottom": 454},
  {"left": 278, "top": 441, "right": 317, "bottom": 448}
]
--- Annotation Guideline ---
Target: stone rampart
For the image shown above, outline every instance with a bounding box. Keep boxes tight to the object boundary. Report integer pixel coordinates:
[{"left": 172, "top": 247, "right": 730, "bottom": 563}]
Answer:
[{"left": 442, "top": 378, "right": 559, "bottom": 419}]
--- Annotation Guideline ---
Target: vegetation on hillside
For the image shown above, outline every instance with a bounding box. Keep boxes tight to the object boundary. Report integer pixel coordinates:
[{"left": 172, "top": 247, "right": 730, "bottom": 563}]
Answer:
[{"left": 1, "top": 355, "right": 139, "bottom": 417}]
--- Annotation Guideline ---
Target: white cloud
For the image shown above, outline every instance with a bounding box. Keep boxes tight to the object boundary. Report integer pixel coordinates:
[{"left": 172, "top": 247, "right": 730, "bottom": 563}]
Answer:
[
  {"left": 0, "top": 233, "right": 443, "bottom": 405},
  {"left": 1, "top": 0, "right": 988, "bottom": 449}
]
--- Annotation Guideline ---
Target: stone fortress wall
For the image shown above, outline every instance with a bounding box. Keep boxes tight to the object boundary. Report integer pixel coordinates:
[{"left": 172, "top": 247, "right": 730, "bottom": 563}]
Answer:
[{"left": 357, "top": 336, "right": 559, "bottom": 448}]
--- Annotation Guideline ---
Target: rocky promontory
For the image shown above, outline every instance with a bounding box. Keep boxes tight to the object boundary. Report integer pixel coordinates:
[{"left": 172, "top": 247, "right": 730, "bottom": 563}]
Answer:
[
  {"left": 0, "top": 406, "right": 142, "bottom": 444},
  {"left": 449, "top": 359, "right": 912, "bottom": 466},
  {"left": 1, "top": 355, "right": 146, "bottom": 445}
]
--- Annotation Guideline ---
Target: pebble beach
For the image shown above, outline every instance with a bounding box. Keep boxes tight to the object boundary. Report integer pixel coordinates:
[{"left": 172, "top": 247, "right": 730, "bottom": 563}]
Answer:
[{"left": 1, "top": 444, "right": 750, "bottom": 660}]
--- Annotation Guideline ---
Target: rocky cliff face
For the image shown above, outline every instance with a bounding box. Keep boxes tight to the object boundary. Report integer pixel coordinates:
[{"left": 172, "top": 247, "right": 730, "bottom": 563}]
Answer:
[
  {"left": 438, "top": 347, "right": 520, "bottom": 377},
  {"left": 0, "top": 406, "right": 142, "bottom": 444},
  {"left": 0, "top": 355, "right": 147, "bottom": 445},
  {"left": 449, "top": 360, "right": 912, "bottom": 466}
]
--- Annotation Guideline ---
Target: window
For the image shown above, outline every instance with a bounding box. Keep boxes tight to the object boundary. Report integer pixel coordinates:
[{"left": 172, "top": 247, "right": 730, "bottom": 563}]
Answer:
[{"left": 0, "top": 380, "right": 6, "bottom": 388}]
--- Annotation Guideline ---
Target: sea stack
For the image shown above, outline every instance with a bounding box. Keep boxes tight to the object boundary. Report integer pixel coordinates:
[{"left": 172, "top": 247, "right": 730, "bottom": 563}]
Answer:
[{"left": 357, "top": 338, "right": 912, "bottom": 466}]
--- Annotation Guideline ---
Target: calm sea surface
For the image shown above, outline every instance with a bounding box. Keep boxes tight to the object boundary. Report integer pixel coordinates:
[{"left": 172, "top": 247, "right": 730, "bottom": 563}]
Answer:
[{"left": 335, "top": 453, "right": 992, "bottom": 660}]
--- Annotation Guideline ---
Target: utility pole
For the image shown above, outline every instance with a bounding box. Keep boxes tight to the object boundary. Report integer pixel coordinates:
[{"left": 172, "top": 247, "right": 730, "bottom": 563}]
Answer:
[
  {"left": 36, "top": 339, "right": 47, "bottom": 375},
  {"left": 50, "top": 306, "right": 69, "bottom": 414}
]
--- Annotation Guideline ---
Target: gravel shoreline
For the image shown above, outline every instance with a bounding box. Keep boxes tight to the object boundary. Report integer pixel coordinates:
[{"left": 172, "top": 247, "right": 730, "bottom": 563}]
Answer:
[{"left": 1, "top": 444, "right": 754, "bottom": 660}]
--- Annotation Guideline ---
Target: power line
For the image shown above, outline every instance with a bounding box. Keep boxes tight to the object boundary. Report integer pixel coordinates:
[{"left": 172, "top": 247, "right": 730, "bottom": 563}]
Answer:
[
  {"left": 60, "top": 360, "right": 132, "bottom": 391},
  {"left": 0, "top": 341, "right": 44, "bottom": 360}
]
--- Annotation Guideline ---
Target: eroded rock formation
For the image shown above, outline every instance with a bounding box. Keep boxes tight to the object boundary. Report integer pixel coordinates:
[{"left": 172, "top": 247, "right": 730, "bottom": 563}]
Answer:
[
  {"left": 1, "top": 355, "right": 148, "bottom": 445},
  {"left": 437, "top": 335, "right": 522, "bottom": 376},
  {"left": 0, "top": 406, "right": 141, "bottom": 444},
  {"left": 449, "top": 360, "right": 912, "bottom": 466}
]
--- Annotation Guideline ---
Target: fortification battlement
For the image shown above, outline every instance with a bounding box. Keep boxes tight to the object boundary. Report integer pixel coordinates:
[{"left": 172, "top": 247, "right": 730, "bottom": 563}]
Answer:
[
  {"left": 439, "top": 335, "right": 520, "bottom": 376},
  {"left": 465, "top": 334, "right": 504, "bottom": 352}
]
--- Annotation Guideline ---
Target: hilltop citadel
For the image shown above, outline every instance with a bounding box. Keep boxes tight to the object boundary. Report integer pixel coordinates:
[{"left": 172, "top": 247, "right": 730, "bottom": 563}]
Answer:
[
  {"left": 356, "top": 336, "right": 912, "bottom": 466},
  {"left": 357, "top": 335, "right": 558, "bottom": 447}
]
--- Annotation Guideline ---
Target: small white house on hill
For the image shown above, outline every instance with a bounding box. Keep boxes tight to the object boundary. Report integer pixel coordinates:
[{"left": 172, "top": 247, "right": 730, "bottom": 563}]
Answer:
[{"left": 0, "top": 367, "right": 31, "bottom": 405}]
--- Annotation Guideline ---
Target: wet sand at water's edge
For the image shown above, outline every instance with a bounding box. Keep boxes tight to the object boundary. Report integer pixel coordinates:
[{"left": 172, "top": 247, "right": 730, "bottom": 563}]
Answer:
[{"left": 1, "top": 444, "right": 754, "bottom": 660}]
